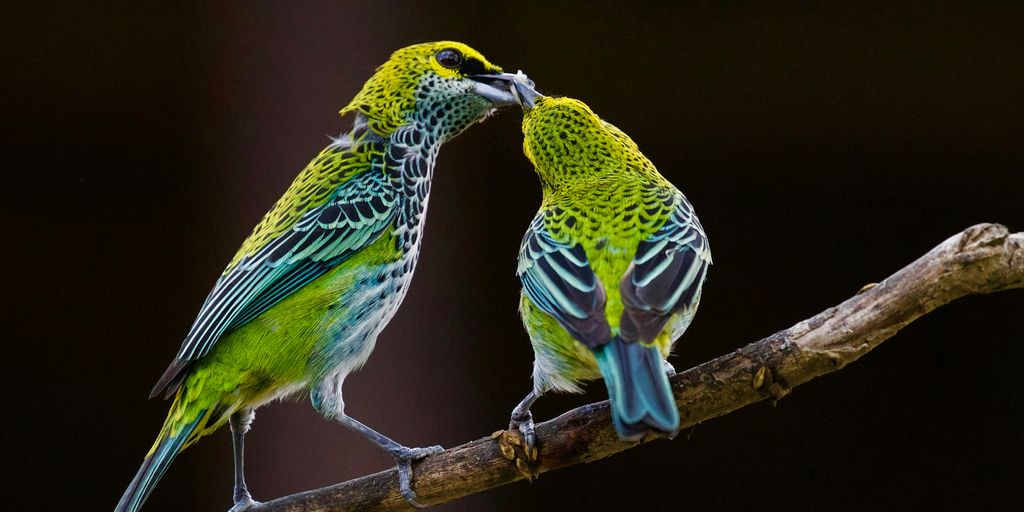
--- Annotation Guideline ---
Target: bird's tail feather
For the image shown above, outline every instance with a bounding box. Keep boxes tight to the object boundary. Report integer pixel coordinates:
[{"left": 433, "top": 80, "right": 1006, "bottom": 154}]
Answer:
[
  {"left": 114, "top": 412, "right": 204, "bottom": 512},
  {"left": 594, "top": 336, "right": 679, "bottom": 440}
]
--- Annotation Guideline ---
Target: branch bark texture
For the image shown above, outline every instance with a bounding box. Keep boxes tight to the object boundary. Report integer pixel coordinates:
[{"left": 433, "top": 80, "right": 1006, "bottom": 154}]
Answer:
[{"left": 253, "top": 223, "right": 1024, "bottom": 512}]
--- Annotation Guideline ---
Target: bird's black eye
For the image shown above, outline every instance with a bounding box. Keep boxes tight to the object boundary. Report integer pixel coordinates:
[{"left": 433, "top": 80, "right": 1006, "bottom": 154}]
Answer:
[{"left": 435, "top": 48, "right": 463, "bottom": 69}]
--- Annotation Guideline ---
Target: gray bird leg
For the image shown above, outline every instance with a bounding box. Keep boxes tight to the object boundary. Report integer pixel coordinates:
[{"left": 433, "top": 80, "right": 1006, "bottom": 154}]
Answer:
[
  {"left": 228, "top": 408, "right": 258, "bottom": 512},
  {"left": 509, "top": 389, "right": 543, "bottom": 455},
  {"left": 311, "top": 378, "right": 442, "bottom": 507},
  {"left": 333, "top": 413, "right": 443, "bottom": 508}
]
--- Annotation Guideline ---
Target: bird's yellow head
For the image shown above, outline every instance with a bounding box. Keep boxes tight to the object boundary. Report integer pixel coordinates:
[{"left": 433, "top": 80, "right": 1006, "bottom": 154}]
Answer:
[
  {"left": 520, "top": 96, "right": 655, "bottom": 192},
  {"left": 341, "top": 41, "right": 516, "bottom": 140}
]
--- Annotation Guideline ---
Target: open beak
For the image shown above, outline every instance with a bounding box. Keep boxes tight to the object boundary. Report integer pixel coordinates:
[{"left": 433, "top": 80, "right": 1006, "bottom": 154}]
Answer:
[{"left": 467, "top": 72, "right": 519, "bottom": 107}]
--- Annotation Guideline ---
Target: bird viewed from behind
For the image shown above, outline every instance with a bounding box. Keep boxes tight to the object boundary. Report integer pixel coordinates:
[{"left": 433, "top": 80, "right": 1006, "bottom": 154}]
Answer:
[
  {"left": 506, "top": 82, "right": 711, "bottom": 454},
  {"left": 115, "top": 41, "right": 519, "bottom": 512}
]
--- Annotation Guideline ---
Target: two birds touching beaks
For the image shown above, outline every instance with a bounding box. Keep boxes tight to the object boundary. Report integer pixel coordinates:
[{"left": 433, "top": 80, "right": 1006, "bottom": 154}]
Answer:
[{"left": 116, "top": 41, "right": 711, "bottom": 512}]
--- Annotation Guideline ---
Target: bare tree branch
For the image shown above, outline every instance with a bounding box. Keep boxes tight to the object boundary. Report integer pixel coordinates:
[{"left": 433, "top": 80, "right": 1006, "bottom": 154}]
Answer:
[{"left": 252, "top": 223, "right": 1024, "bottom": 512}]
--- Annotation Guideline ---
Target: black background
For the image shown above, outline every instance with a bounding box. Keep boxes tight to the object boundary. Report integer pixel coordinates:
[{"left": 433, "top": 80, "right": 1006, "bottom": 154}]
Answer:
[{"left": 4, "top": 2, "right": 1023, "bottom": 511}]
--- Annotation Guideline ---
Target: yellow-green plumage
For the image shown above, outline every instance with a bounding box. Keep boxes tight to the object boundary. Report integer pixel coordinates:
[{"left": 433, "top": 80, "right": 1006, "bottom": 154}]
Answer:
[
  {"left": 118, "top": 41, "right": 516, "bottom": 512},
  {"left": 225, "top": 142, "right": 384, "bottom": 272},
  {"left": 168, "top": 232, "right": 404, "bottom": 446},
  {"left": 513, "top": 96, "right": 711, "bottom": 441}
]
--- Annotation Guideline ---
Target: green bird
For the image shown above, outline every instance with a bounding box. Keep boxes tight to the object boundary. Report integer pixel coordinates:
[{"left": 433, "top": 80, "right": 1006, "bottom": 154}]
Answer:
[
  {"left": 116, "top": 42, "right": 518, "bottom": 512},
  {"left": 506, "top": 83, "right": 711, "bottom": 451}
]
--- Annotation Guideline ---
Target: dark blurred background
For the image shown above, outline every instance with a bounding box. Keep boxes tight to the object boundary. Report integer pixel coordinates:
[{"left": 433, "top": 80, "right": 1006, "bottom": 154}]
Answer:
[{"left": 4, "top": 1, "right": 1023, "bottom": 511}]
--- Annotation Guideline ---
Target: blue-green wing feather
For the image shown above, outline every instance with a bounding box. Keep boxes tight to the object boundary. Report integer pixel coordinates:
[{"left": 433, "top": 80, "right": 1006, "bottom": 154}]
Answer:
[
  {"left": 151, "top": 167, "right": 396, "bottom": 398},
  {"left": 620, "top": 193, "right": 710, "bottom": 342},
  {"left": 517, "top": 213, "right": 611, "bottom": 348}
]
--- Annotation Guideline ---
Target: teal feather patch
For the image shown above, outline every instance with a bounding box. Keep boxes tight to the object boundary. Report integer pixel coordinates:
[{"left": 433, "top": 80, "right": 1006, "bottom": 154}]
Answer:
[
  {"left": 114, "top": 414, "right": 204, "bottom": 512},
  {"left": 151, "top": 162, "right": 397, "bottom": 398},
  {"left": 594, "top": 338, "right": 679, "bottom": 440}
]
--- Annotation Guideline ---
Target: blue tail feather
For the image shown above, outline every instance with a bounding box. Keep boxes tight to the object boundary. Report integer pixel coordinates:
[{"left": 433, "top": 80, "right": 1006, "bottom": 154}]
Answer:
[
  {"left": 594, "top": 337, "right": 679, "bottom": 440},
  {"left": 115, "top": 415, "right": 203, "bottom": 512}
]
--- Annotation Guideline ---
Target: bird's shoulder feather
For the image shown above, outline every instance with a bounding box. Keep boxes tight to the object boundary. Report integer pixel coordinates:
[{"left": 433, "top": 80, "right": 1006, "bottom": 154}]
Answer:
[
  {"left": 226, "top": 137, "right": 386, "bottom": 273},
  {"left": 151, "top": 133, "right": 403, "bottom": 398}
]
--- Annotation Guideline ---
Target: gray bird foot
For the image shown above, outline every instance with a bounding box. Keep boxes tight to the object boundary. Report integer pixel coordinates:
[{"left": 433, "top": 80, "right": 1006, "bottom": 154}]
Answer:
[
  {"left": 496, "top": 412, "right": 539, "bottom": 481},
  {"left": 389, "top": 444, "right": 444, "bottom": 508},
  {"left": 663, "top": 360, "right": 677, "bottom": 377},
  {"left": 508, "top": 411, "right": 537, "bottom": 460},
  {"left": 504, "top": 410, "right": 540, "bottom": 480},
  {"left": 228, "top": 494, "right": 259, "bottom": 512}
]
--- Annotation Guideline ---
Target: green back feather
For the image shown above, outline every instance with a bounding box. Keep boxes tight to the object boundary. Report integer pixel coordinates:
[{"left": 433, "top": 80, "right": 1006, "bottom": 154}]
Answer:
[{"left": 521, "top": 97, "right": 678, "bottom": 328}]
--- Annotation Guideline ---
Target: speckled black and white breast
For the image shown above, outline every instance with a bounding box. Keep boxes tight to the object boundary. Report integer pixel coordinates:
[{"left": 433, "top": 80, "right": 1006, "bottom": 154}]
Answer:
[{"left": 312, "top": 74, "right": 498, "bottom": 401}]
